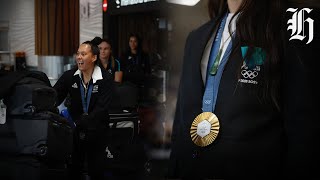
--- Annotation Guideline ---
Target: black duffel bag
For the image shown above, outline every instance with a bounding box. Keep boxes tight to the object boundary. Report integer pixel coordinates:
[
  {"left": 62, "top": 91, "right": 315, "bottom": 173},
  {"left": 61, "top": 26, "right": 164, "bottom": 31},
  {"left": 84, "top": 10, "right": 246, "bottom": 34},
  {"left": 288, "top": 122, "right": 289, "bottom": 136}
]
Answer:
[{"left": 1, "top": 71, "right": 57, "bottom": 115}]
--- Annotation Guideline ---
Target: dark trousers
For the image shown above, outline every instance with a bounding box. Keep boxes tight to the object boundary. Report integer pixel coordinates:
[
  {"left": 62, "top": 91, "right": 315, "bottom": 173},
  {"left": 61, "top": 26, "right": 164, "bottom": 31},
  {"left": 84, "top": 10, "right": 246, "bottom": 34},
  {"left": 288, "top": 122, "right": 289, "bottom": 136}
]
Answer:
[{"left": 69, "top": 129, "right": 106, "bottom": 180}]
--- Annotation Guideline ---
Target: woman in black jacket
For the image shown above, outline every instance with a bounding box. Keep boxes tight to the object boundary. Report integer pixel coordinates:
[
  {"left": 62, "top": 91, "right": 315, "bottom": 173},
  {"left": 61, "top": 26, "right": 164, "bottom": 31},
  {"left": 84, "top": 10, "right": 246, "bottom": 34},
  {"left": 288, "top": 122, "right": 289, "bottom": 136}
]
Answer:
[
  {"left": 121, "top": 33, "right": 151, "bottom": 86},
  {"left": 54, "top": 40, "right": 113, "bottom": 180},
  {"left": 92, "top": 36, "right": 123, "bottom": 83},
  {"left": 168, "top": 0, "right": 319, "bottom": 179}
]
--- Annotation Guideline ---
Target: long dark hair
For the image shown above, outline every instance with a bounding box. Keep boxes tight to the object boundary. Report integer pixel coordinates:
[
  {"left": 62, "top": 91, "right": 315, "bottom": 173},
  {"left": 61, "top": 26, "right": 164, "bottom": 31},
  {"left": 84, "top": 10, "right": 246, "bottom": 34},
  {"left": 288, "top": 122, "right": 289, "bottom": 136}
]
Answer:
[
  {"left": 208, "top": 0, "right": 286, "bottom": 110},
  {"left": 127, "top": 33, "right": 143, "bottom": 54},
  {"left": 102, "top": 38, "right": 116, "bottom": 70}
]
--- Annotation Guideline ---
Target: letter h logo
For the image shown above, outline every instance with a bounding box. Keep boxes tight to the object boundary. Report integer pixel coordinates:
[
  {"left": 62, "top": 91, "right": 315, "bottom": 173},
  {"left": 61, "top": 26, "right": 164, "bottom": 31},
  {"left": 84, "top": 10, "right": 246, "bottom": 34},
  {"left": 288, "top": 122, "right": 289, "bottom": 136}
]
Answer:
[{"left": 287, "top": 8, "right": 314, "bottom": 44}]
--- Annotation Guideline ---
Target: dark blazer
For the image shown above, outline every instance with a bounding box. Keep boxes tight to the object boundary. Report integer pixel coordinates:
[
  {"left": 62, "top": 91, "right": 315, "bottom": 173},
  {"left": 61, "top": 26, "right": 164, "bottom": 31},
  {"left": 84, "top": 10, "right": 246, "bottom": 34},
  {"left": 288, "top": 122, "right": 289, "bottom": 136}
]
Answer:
[
  {"left": 169, "top": 18, "right": 319, "bottom": 179},
  {"left": 53, "top": 66, "right": 113, "bottom": 130}
]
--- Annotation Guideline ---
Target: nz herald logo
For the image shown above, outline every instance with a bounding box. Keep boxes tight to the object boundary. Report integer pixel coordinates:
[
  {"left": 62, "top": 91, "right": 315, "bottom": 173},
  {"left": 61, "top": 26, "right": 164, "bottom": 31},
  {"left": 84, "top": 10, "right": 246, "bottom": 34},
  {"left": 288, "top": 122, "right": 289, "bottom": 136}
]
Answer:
[{"left": 287, "top": 8, "right": 314, "bottom": 44}]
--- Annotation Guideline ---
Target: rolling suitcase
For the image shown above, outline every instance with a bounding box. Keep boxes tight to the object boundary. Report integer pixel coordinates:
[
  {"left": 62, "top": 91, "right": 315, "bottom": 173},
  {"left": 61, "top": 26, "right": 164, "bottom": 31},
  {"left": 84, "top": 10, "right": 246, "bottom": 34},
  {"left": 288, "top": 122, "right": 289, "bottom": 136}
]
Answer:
[
  {"left": 104, "top": 109, "right": 146, "bottom": 179},
  {"left": 102, "top": 80, "right": 146, "bottom": 179},
  {"left": 0, "top": 71, "right": 72, "bottom": 179},
  {"left": 0, "top": 111, "right": 73, "bottom": 164},
  {"left": 0, "top": 111, "right": 73, "bottom": 180}
]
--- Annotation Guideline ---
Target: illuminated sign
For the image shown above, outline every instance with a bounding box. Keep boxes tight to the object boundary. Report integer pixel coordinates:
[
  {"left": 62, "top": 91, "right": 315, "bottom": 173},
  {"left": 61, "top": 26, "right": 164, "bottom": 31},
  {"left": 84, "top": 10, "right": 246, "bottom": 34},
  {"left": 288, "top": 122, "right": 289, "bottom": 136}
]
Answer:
[
  {"left": 115, "top": 0, "right": 158, "bottom": 8},
  {"left": 166, "top": 0, "right": 200, "bottom": 6}
]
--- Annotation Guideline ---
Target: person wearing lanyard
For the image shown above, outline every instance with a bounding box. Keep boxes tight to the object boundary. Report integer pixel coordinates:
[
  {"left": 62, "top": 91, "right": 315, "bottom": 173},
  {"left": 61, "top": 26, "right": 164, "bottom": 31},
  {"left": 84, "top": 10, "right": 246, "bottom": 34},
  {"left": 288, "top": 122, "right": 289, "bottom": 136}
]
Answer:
[
  {"left": 92, "top": 36, "right": 123, "bottom": 83},
  {"left": 54, "top": 40, "right": 113, "bottom": 180},
  {"left": 168, "top": 0, "right": 318, "bottom": 179}
]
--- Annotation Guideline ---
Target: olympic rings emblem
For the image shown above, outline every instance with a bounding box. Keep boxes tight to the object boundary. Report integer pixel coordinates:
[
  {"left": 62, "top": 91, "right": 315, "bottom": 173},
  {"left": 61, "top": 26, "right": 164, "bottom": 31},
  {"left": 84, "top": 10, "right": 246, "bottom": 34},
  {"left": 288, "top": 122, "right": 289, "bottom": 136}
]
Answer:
[{"left": 241, "top": 70, "right": 259, "bottom": 79}]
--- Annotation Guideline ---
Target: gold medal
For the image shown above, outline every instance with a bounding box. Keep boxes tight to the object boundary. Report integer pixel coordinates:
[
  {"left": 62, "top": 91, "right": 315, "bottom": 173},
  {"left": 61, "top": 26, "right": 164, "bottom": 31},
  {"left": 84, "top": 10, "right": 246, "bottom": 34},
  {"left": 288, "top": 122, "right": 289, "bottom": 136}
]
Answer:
[{"left": 190, "top": 112, "right": 220, "bottom": 147}]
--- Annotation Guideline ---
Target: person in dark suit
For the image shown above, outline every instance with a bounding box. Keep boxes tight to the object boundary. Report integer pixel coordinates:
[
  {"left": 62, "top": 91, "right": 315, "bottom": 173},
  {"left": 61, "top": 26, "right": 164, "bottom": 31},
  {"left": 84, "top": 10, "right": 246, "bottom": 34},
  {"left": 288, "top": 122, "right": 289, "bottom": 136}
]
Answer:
[
  {"left": 168, "top": 0, "right": 319, "bottom": 179},
  {"left": 54, "top": 40, "right": 113, "bottom": 180}
]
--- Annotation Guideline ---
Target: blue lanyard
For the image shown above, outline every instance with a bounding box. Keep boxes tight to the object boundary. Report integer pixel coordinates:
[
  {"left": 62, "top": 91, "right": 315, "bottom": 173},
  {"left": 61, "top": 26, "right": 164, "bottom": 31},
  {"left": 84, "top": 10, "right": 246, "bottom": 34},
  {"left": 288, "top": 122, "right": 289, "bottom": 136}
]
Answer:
[
  {"left": 202, "top": 14, "right": 233, "bottom": 112},
  {"left": 80, "top": 80, "right": 93, "bottom": 114}
]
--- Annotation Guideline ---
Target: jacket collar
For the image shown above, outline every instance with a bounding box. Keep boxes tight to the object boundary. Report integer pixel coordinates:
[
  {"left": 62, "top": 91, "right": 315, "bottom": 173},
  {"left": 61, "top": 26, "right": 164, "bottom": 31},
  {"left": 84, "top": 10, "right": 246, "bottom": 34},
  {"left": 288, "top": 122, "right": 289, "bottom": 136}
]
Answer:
[
  {"left": 73, "top": 65, "right": 103, "bottom": 84},
  {"left": 192, "top": 18, "right": 219, "bottom": 91}
]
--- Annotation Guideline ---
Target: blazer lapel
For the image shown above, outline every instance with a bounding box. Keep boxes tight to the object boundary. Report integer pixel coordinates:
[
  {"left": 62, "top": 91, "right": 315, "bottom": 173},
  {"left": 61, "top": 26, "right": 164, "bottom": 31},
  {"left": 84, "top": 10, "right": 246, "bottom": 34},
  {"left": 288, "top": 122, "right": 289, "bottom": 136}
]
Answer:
[{"left": 192, "top": 19, "right": 219, "bottom": 97}]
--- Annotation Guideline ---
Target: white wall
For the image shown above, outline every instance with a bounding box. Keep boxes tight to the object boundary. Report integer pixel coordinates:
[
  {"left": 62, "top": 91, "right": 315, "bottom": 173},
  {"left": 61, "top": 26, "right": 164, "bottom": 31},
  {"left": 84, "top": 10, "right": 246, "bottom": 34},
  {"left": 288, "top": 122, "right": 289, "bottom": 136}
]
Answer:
[
  {"left": 0, "top": 0, "right": 37, "bottom": 67},
  {"left": 0, "top": 0, "right": 13, "bottom": 20},
  {"left": 79, "top": 0, "right": 103, "bottom": 43},
  {"left": 0, "top": 0, "right": 104, "bottom": 68}
]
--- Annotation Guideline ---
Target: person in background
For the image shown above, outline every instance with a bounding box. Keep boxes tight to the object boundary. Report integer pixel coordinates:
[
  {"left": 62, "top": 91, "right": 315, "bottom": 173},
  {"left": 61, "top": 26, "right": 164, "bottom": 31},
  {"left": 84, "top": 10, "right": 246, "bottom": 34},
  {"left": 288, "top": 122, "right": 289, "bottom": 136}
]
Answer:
[
  {"left": 54, "top": 40, "right": 113, "bottom": 180},
  {"left": 121, "top": 33, "right": 151, "bottom": 86},
  {"left": 92, "top": 36, "right": 123, "bottom": 83},
  {"left": 168, "top": 0, "right": 319, "bottom": 179}
]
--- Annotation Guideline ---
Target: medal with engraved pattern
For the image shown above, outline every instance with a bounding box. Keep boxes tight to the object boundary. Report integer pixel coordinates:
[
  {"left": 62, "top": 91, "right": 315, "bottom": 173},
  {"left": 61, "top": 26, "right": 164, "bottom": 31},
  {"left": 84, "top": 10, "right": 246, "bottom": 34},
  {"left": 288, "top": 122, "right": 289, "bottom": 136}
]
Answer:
[{"left": 190, "top": 112, "right": 220, "bottom": 147}]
